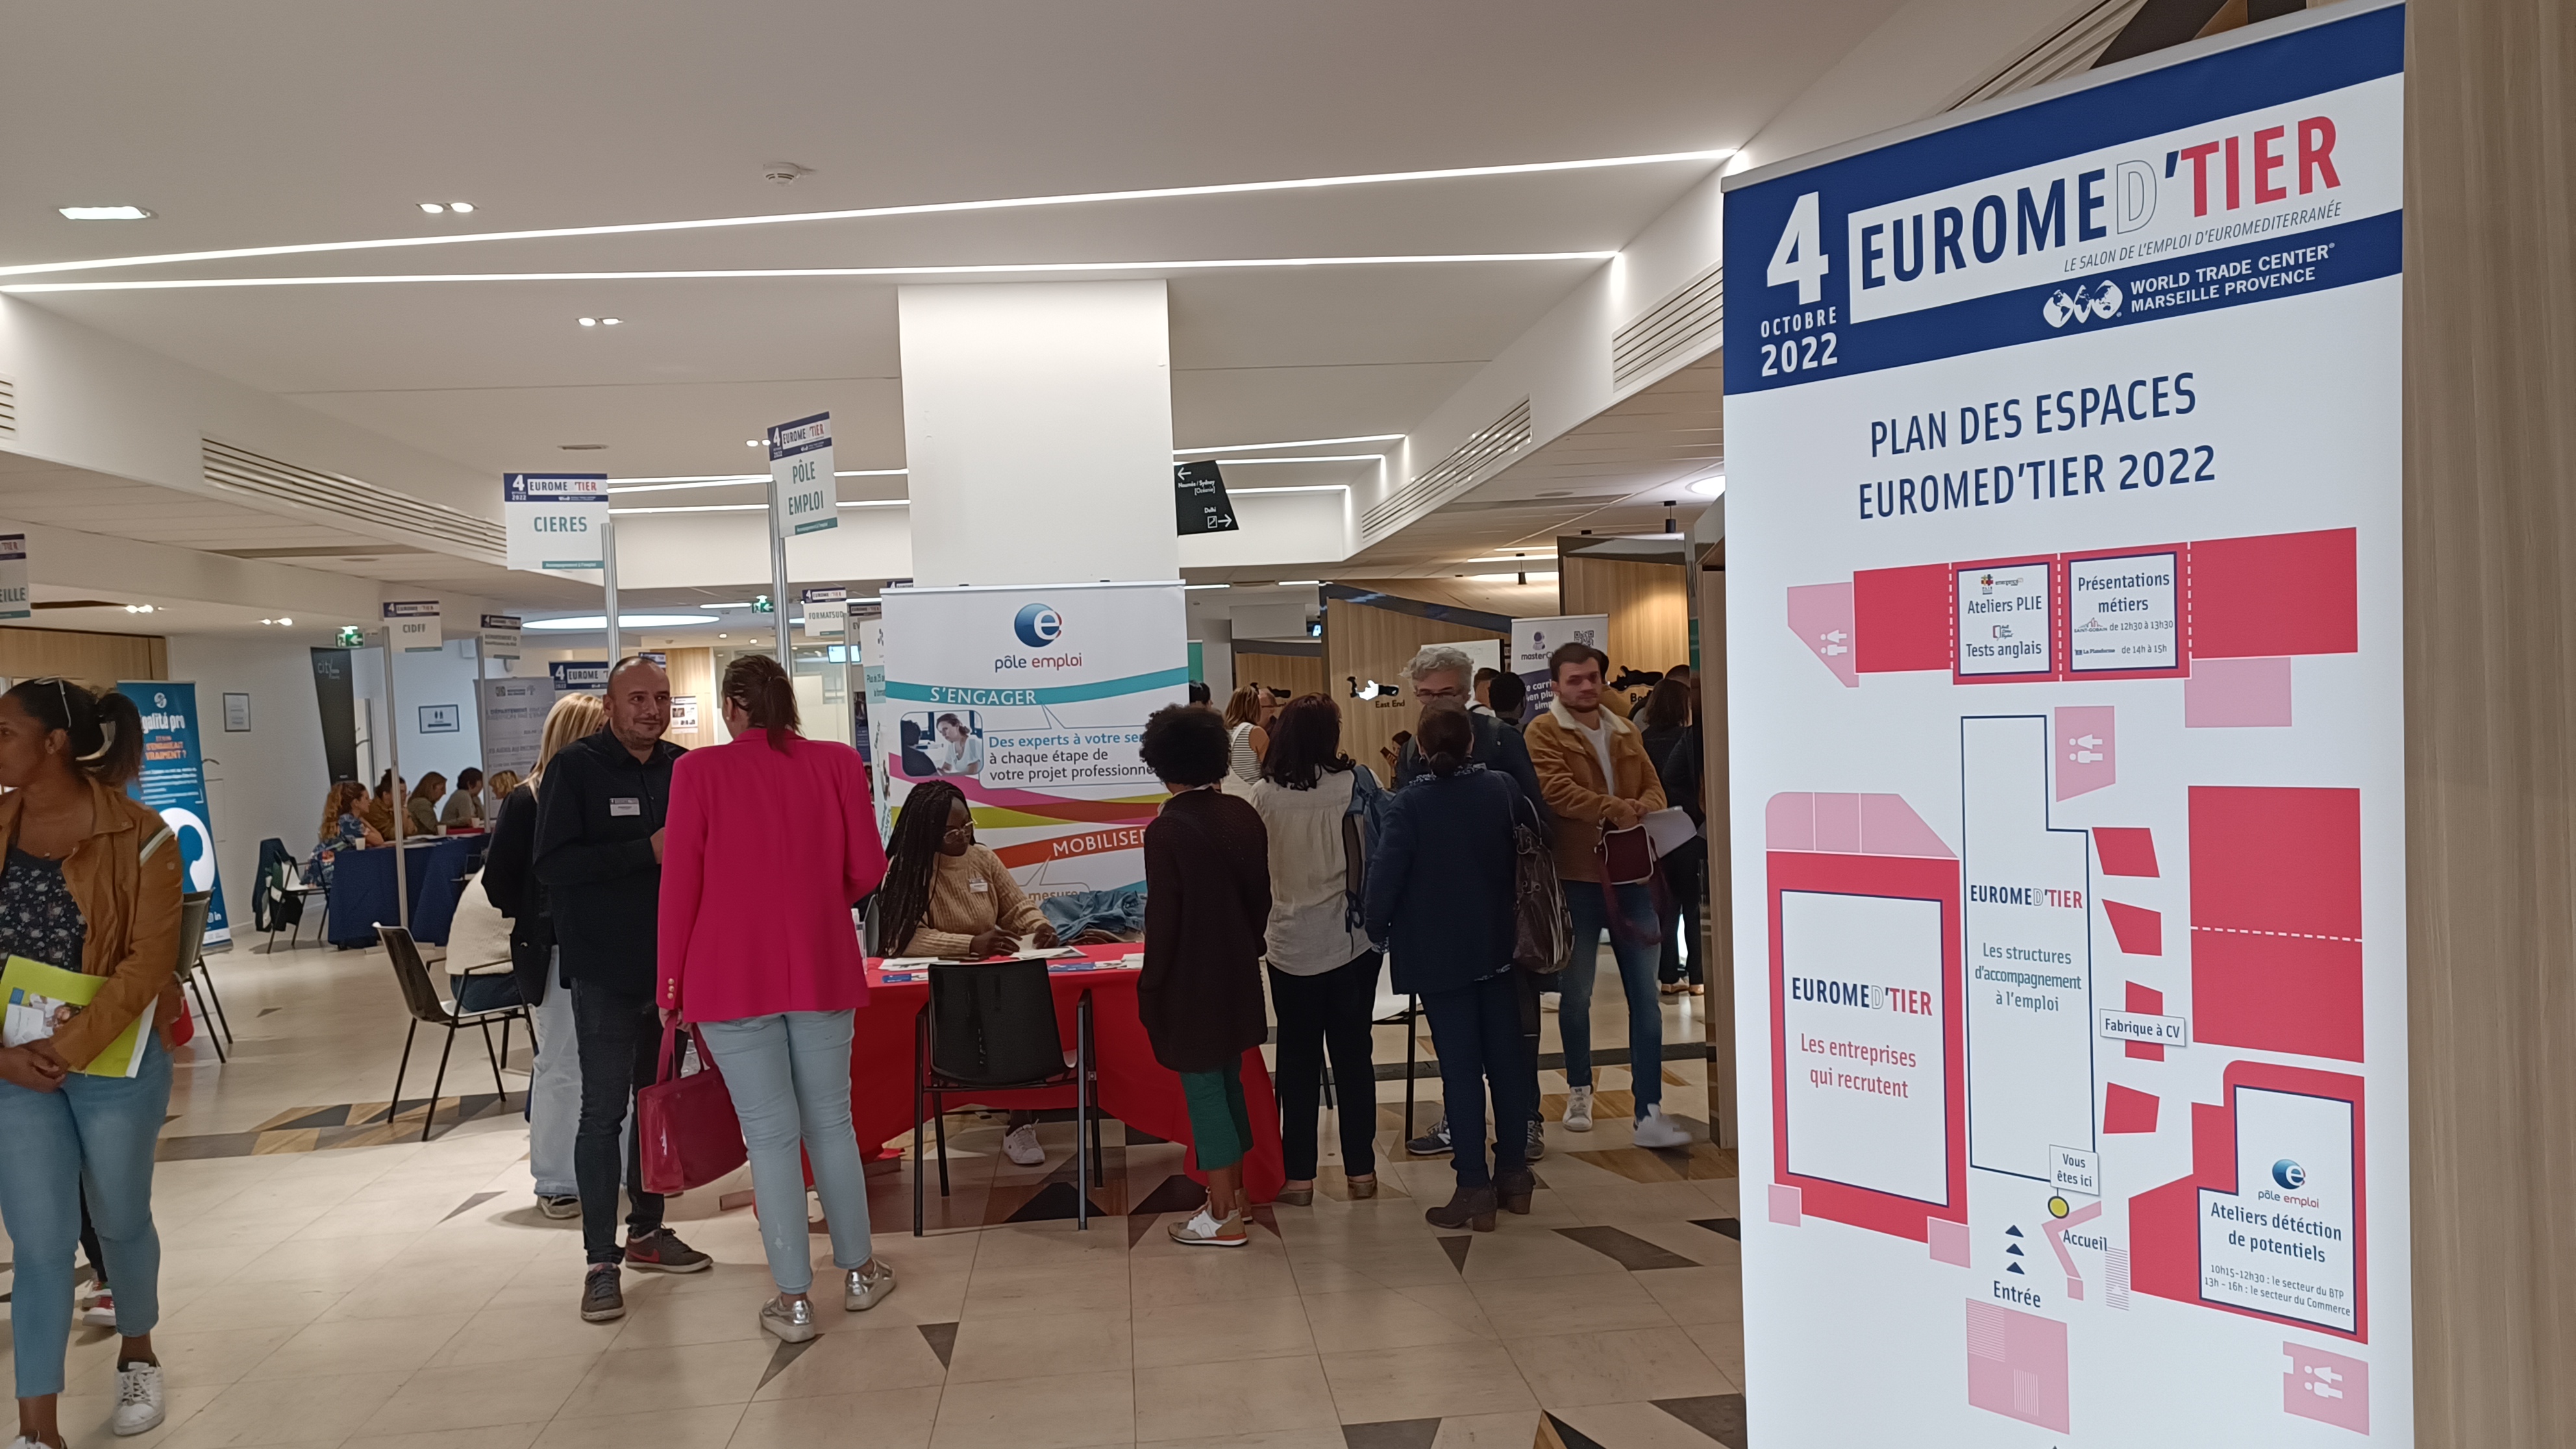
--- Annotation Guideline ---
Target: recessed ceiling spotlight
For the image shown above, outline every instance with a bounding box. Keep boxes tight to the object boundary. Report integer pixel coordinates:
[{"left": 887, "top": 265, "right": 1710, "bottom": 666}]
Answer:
[
  {"left": 1686, "top": 473, "right": 1726, "bottom": 498},
  {"left": 419, "top": 203, "right": 446, "bottom": 214},
  {"left": 578, "top": 316, "right": 597, "bottom": 326},
  {"left": 58, "top": 206, "right": 153, "bottom": 221},
  {"left": 745, "top": 440, "right": 764, "bottom": 447},
  {"left": 600, "top": 317, "right": 621, "bottom": 326},
  {"left": 448, "top": 202, "right": 475, "bottom": 214}
]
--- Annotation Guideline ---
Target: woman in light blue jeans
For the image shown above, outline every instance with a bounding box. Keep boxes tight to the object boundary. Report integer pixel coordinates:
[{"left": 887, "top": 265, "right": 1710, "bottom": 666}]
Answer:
[
  {"left": 656, "top": 655, "right": 892, "bottom": 1343},
  {"left": 0, "top": 677, "right": 188, "bottom": 1444}
]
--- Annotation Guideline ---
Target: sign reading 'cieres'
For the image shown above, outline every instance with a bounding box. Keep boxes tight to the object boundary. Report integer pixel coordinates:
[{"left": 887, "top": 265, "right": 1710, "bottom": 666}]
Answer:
[{"left": 503, "top": 474, "right": 608, "bottom": 573}]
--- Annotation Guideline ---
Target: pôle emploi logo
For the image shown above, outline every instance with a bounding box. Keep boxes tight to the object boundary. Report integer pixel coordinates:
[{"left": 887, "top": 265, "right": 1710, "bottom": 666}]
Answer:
[{"left": 997, "top": 603, "right": 1083, "bottom": 673}]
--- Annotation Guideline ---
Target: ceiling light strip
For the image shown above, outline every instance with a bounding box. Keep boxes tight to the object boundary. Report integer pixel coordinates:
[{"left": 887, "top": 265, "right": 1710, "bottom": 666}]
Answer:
[
  {"left": 0, "top": 151, "right": 1726, "bottom": 279},
  {"left": 1174, "top": 433, "right": 1404, "bottom": 453},
  {"left": 0, "top": 253, "right": 1617, "bottom": 295},
  {"left": 1213, "top": 454, "right": 1381, "bottom": 465},
  {"left": 612, "top": 499, "right": 911, "bottom": 516}
]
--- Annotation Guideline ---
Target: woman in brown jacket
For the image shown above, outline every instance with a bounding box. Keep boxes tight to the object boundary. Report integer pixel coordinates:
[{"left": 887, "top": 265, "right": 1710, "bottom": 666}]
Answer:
[
  {"left": 0, "top": 678, "right": 186, "bottom": 1443},
  {"left": 1136, "top": 704, "right": 1272, "bottom": 1247}
]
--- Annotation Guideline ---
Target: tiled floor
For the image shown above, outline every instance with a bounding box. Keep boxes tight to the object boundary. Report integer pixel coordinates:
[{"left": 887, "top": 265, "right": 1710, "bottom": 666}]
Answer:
[{"left": 0, "top": 941, "right": 1745, "bottom": 1448}]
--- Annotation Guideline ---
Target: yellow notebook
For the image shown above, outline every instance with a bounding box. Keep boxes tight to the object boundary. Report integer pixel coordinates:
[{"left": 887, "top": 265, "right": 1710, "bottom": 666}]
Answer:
[{"left": 0, "top": 954, "right": 151, "bottom": 1079}]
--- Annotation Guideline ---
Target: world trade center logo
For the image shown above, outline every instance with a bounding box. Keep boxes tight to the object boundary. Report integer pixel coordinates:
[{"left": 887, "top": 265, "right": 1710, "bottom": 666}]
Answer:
[{"left": 2044, "top": 279, "right": 2125, "bottom": 328}]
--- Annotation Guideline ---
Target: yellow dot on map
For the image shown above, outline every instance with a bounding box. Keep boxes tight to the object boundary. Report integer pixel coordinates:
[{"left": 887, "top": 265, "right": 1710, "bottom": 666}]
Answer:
[{"left": 2048, "top": 1196, "right": 2070, "bottom": 1219}]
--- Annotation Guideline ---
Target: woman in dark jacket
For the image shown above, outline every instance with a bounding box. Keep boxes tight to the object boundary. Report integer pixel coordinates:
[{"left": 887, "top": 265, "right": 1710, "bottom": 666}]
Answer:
[
  {"left": 1637, "top": 678, "right": 1707, "bottom": 995},
  {"left": 1137, "top": 704, "right": 1272, "bottom": 1248},
  {"left": 1363, "top": 706, "right": 1533, "bottom": 1232},
  {"left": 480, "top": 692, "right": 604, "bottom": 1219}
]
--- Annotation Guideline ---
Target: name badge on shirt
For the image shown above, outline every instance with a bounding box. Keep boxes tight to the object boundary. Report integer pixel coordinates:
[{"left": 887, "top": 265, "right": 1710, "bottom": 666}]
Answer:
[
  {"left": 609, "top": 797, "right": 641, "bottom": 817},
  {"left": 968, "top": 878, "right": 989, "bottom": 893}
]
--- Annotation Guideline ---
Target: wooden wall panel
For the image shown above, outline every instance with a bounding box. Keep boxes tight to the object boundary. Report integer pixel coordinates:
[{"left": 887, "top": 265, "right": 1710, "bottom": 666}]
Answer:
[
  {"left": 661, "top": 647, "right": 719, "bottom": 752},
  {"left": 1321, "top": 600, "right": 1506, "bottom": 782},
  {"left": 1232, "top": 649, "right": 1324, "bottom": 705},
  {"left": 0, "top": 626, "right": 166, "bottom": 687},
  {"left": 1561, "top": 556, "right": 1690, "bottom": 680},
  {"left": 2403, "top": 0, "right": 2576, "bottom": 1442}
]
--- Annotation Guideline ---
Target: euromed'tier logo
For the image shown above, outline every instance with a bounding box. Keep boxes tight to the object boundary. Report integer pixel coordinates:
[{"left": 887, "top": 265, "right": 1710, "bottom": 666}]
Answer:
[{"left": 1013, "top": 602, "right": 1064, "bottom": 649}]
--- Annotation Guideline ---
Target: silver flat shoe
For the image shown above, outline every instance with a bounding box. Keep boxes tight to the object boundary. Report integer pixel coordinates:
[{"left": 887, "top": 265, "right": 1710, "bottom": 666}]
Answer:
[
  {"left": 760, "top": 1295, "right": 818, "bottom": 1343},
  {"left": 845, "top": 1259, "right": 897, "bottom": 1313}
]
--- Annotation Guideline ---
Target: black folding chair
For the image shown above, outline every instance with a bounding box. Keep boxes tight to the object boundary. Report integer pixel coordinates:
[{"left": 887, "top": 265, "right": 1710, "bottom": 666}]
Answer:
[
  {"left": 911, "top": 958, "right": 1097, "bottom": 1234},
  {"left": 377, "top": 924, "right": 530, "bottom": 1142},
  {"left": 175, "top": 890, "right": 231, "bottom": 1061}
]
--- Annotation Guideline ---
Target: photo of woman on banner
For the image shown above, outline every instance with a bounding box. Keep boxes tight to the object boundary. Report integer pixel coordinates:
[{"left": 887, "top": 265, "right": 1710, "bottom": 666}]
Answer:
[{"left": 933, "top": 713, "right": 984, "bottom": 776}]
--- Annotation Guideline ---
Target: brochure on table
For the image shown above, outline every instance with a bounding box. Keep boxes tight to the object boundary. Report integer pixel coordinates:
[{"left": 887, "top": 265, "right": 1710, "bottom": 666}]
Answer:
[
  {"left": 880, "top": 582, "right": 1187, "bottom": 900},
  {"left": 1721, "top": 4, "right": 2405, "bottom": 1443}
]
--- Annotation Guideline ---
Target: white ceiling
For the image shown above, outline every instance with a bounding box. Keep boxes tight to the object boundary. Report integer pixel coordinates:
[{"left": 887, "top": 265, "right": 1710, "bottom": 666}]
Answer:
[{"left": 0, "top": 0, "right": 1915, "bottom": 612}]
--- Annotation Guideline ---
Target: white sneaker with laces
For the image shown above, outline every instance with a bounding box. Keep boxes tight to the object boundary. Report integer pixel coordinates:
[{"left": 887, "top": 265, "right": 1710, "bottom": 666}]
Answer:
[
  {"left": 1563, "top": 1084, "right": 1595, "bottom": 1132},
  {"left": 1167, "top": 1208, "right": 1248, "bottom": 1248},
  {"left": 1631, "top": 1104, "right": 1691, "bottom": 1150},
  {"left": 1003, "top": 1122, "right": 1045, "bottom": 1167},
  {"left": 112, "top": 1360, "right": 166, "bottom": 1437}
]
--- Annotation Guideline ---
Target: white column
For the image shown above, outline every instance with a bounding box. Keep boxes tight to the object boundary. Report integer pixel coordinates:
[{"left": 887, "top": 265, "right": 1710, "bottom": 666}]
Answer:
[{"left": 897, "top": 281, "right": 1176, "bottom": 586}]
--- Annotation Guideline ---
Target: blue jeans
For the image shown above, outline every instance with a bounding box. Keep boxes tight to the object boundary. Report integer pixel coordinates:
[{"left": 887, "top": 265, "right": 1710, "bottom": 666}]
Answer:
[
  {"left": 1421, "top": 972, "right": 1535, "bottom": 1189},
  {"left": 0, "top": 1037, "right": 172, "bottom": 1397},
  {"left": 1559, "top": 879, "right": 1664, "bottom": 1115},
  {"left": 698, "top": 1011, "right": 873, "bottom": 1294}
]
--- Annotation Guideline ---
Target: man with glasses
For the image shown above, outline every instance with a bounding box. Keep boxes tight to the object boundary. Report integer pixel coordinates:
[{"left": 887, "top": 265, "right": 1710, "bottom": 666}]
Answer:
[{"left": 1392, "top": 645, "right": 1548, "bottom": 1163}]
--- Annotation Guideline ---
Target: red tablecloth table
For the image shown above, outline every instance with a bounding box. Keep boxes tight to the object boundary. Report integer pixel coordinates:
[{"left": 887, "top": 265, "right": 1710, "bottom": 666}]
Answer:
[{"left": 851, "top": 946, "right": 1286, "bottom": 1206}]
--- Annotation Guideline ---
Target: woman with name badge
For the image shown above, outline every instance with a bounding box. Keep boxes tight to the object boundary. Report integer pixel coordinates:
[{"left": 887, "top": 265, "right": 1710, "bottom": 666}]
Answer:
[{"left": 0, "top": 678, "right": 187, "bottom": 1444}]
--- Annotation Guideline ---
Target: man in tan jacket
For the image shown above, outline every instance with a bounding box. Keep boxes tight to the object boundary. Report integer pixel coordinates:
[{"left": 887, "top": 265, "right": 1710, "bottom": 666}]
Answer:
[{"left": 1523, "top": 643, "right": 1688, "bottom": 1148}]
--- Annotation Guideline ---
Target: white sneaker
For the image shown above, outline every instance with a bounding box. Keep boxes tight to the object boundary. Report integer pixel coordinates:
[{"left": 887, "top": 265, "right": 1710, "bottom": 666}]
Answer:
[
  {"left": 1167, "top": 1208, "right": 1248, "bottom": 1248},
  {"left": 1632, "top": 1104, "right": 1691, "bottom": 1150},
  {"left": 112, "top": 1360, "right": 166, "bottom": 1436},
  {"left": 1003, "top": 1122, "right": 1045, "bottom": 1167},
  {"left": 1563, "top": 1085, "right": 1594, "bottom": 1132},
  {"left": 82, "top": 1287, "right": 118, "bottom": 1328}
]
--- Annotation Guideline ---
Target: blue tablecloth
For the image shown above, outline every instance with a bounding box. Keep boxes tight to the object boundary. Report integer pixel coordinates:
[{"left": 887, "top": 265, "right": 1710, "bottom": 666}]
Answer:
[{"left": 327, "top": 837, "right": 483, "bottom": 947}]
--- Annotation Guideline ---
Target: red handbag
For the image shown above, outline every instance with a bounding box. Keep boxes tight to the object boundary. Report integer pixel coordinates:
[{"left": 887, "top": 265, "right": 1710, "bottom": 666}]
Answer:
[{"left": 637, "top": 1026, "right": 746, "bottom": 1195}]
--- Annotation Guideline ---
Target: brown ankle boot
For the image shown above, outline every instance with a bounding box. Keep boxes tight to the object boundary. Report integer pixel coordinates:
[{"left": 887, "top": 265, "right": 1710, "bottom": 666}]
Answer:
[
  {"left": 1497, "top": 1169, "right": 1535, "bottom": 1215},
  {"left": 1424, "top": 1183, "right": 1498, "bottom": 1232}
]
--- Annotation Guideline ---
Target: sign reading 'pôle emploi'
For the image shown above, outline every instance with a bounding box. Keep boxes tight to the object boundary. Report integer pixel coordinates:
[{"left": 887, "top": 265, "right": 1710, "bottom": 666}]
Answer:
[{"left": 771, "top": 412, "right": 836, "bottom": 536}]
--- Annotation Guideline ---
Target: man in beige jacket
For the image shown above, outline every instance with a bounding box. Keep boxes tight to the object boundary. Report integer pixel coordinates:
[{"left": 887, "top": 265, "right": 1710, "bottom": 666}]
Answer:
[{"left": 1523, "top": 643, "right": 1687, "bottom": 1148}]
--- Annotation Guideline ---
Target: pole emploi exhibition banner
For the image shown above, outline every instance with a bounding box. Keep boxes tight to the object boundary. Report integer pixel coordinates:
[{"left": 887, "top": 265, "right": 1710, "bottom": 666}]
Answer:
[
  {"left": 120, "top": 682, "right": 231, "bottom": 946},
  {"left": 1722, "top": 5, "right": 2403, "bottom": 1443},
  {"left": 502, "top": 474, "right": 607, "bottom": 572},
  {"left": 880, "top": 582, "right": 1187, "bottom": 900},
  {"left": 860, "top": 610, "right": 893, "bottom": 838}
]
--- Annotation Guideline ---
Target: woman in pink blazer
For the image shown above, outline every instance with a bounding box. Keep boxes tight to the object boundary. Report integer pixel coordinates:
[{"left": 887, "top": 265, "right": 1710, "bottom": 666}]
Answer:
[{"left": 657, "top": 654, "right": 890, "bottom": 1344}]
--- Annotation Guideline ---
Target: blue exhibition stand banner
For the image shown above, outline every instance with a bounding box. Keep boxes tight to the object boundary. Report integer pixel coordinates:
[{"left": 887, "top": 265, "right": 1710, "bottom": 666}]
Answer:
[{"left": 121, "top": 681, "right": 231, "bottom": 946}]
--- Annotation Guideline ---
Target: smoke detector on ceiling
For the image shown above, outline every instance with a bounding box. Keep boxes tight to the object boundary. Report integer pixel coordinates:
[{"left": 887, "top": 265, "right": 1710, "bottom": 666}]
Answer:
[{"left": 762, "top": 163, "right": 812, "bottom": 186}]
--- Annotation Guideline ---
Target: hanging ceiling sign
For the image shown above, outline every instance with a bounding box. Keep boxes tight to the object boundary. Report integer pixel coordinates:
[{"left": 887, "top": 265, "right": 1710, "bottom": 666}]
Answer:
[
  {"left": 382, "top": 600, "right": 442, "bottom": 652},
  {"left": 1172, "top": 460, "right": 1238, "bottom": 536},
  {"left": 502, "top": 473, "right": 608, "bottom": 572},
  {"left": 771, "top": 413, "right": 837, "bottom": 538}
]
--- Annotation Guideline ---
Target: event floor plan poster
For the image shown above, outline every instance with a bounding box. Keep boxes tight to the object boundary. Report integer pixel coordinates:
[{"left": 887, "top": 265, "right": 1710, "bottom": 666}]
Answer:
[{"left": 1722, "top": 3, "right": 2406, "bottom": 1443}]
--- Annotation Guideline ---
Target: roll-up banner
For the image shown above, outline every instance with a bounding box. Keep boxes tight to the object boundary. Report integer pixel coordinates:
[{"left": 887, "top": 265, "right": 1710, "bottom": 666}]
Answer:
[
  {"left": 121, "top": 682, "right": 231, "bottom": 947},
  {"left": 1509, "top": 614, "right": 1607, "bottom": 707},
  {"left": 503, "top": 473, "right": 608, "bottom": 572},
  {"left": 475, "top": 676, "right": 549, "bottom": 782},
  {"left": 880, "top": 582, "right": 1186, "bottom": 898},
  {"left": 0, "top": 534, "right": 28, "bottom": 621},
  {"left": 1722, "top": 5, "right": 2405, "bottom": 1443},
  {"left": 860, "top": 610, "right": 893, "bottom": 838}
]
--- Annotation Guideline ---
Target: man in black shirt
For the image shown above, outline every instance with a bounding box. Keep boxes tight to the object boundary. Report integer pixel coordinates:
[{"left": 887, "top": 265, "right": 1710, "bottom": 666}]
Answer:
[{"left": 534, "top": 656, "right": 708, "bottom": 1320}]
